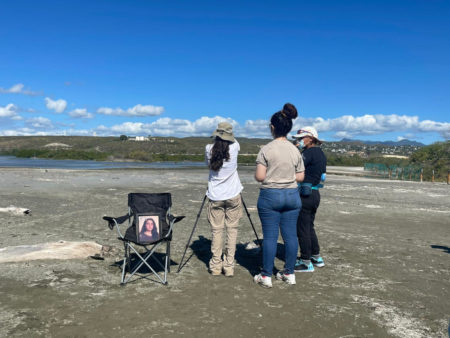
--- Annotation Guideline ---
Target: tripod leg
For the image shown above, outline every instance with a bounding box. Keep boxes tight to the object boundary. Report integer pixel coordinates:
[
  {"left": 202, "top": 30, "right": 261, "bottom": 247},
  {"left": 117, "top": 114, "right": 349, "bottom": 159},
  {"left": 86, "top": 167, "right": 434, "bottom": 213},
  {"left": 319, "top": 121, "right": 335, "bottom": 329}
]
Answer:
[
  {"left": 241, "top": 194, "right": 262, "bottom": 248},
  {"left": 177, "top": 194, "right": 208, "bottom": 273}
]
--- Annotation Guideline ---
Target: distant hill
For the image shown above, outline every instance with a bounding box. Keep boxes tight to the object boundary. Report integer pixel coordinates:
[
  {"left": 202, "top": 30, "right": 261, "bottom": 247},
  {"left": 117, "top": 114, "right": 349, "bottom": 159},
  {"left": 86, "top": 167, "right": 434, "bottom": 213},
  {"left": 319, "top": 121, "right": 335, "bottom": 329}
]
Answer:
[
  {"left": 340, "top": 138, "right": 425, "bottom": 147},
  {"left": 0, "top": 135, "right": 268, "bottom": 163}
]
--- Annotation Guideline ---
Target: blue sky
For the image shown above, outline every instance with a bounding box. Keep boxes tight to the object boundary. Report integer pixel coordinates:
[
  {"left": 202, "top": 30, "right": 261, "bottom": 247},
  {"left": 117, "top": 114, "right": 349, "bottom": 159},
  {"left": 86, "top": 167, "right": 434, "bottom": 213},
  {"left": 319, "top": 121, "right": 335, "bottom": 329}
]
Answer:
[{"left": 0, "top": 0, "right": 449, "bottom": 144}]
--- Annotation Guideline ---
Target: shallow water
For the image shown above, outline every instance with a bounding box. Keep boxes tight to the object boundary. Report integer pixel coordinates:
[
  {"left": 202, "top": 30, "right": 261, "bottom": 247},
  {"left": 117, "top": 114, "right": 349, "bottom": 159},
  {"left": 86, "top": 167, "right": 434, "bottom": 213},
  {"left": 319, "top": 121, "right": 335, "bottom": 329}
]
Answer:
[{"left": 0, "top": 155, "right": 206, "bottom": 170}]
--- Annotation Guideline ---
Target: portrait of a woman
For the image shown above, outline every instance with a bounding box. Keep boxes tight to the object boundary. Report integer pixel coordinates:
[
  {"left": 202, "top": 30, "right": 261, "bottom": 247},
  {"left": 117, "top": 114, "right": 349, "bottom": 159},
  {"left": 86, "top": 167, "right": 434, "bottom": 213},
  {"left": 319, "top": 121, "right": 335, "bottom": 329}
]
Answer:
[{"left": 139, "top": 217, "right": 160, "bottom": 243}]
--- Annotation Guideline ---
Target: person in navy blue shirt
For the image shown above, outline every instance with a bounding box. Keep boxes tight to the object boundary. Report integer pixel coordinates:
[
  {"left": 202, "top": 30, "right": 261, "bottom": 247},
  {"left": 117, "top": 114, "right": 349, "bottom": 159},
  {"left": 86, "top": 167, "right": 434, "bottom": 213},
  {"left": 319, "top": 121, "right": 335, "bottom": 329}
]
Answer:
[{"left": 292, "top": 126, "right": 327, "bottom": 272}]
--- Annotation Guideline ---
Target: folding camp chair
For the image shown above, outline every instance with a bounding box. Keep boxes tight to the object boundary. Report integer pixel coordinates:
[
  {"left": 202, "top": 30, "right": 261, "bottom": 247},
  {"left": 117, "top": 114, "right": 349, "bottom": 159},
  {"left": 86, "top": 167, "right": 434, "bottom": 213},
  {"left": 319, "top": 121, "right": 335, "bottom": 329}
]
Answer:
[{"left": 103, "top": 193, "right": 184, "bottom": 285}]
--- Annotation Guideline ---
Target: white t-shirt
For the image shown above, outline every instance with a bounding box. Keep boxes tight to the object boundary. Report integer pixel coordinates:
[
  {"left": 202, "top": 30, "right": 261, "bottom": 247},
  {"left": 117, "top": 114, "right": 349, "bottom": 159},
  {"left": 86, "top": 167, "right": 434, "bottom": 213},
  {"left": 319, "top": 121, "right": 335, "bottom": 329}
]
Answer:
[{"left": 205, "top": 141, "right": 243, "bottom": 201}]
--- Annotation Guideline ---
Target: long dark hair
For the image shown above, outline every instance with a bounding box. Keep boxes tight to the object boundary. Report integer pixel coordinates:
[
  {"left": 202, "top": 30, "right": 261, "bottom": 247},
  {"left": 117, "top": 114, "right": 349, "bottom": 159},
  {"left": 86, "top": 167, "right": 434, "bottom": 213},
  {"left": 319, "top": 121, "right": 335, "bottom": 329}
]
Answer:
[
  {"left": 271, "top": 103, "right": 298, "bottom": 138},
  {"left": 209, "top": 137, "right": 231, "bottom": 171},
  {"left": 142, "top": 218, "right": 158, "bottom": 238}
]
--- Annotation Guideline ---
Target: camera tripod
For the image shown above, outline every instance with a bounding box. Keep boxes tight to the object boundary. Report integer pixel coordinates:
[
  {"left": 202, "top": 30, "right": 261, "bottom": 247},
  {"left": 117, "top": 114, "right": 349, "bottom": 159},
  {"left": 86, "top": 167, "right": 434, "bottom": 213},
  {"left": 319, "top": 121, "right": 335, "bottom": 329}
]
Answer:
[{"left": 177, "top": 191, "right": 261, "bottom": 273}]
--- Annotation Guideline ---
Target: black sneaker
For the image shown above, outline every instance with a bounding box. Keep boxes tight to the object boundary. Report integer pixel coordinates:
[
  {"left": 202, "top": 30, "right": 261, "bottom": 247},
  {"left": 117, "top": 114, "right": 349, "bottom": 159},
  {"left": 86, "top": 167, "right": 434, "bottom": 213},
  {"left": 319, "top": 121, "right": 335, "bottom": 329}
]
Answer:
[{"left": 294, "top": 259, "right": 314, "bottom": 272}]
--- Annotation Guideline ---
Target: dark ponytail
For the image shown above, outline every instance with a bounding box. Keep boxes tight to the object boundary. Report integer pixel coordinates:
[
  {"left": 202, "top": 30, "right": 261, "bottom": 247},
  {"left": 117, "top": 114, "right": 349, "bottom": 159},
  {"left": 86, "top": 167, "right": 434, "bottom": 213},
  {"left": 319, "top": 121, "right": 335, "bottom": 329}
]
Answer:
[
  {"left": 270, "top": 103, "right": 298, "bottom": 138},
  {"left": 209, "top": 137, "right": 231, "bottom": 171}
]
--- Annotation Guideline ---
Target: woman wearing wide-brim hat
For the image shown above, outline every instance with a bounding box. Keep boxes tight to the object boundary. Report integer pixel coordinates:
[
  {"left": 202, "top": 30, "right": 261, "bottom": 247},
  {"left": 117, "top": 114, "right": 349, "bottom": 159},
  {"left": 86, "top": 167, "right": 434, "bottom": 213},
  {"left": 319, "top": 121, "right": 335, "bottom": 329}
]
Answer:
[
  {"left": 205, "top": 122, "right": 243, "bottom": 277},
  {"left": 292, "top": 126, "right": 327, "bottom": 272}
]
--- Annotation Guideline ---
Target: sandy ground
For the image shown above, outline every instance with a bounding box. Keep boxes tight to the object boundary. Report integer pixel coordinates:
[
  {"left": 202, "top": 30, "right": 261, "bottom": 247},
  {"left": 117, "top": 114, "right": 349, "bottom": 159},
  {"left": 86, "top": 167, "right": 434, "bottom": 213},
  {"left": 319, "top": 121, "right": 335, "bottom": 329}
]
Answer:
[{"left": 0, "top": 167, "right": 449, "bottom": 337}]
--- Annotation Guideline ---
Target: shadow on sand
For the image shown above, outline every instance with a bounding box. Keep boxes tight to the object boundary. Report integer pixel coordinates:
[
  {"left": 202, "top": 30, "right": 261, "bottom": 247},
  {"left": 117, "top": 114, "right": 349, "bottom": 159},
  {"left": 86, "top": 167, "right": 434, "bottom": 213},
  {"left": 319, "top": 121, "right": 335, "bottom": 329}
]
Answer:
[
  {"left": 188, "top": 235, "right": 289, "bottom": 276},
  {"left": 430, "top": 245, "right": 450, "bottom": 254},
  {"left": 110, "top": 252, "right": 178, "bottom": 284}
]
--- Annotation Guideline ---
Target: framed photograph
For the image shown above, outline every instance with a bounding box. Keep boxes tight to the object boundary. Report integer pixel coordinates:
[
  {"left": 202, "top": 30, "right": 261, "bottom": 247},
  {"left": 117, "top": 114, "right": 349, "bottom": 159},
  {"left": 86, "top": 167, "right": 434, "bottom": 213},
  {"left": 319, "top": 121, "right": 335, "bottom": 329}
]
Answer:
[{"left": 136, "top": 214, "right": 161, "bottom": 244}]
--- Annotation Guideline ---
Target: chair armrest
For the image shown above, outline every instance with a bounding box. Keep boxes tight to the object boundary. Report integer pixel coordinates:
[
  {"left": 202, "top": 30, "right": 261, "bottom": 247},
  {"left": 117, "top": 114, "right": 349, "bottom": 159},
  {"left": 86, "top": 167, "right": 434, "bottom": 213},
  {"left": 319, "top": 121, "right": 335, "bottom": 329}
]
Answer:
[
  {"left": 103, "top": 216, "right": 117, "bottom": 230},
  {"left": 163, "top": 215, "right": 185, "bottom": 239},
  {"left": 103, "top": 214, "right": 130, "bottom": 238},
  {"left": 168, "top": 215, "right": 185, "bottom": 223}
]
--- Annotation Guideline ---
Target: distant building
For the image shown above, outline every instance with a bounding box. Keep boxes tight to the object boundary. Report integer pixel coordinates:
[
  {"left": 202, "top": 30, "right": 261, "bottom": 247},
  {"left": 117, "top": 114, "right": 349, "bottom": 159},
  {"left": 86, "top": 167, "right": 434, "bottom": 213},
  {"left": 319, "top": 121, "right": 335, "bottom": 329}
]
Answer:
[{"left": 129, "top": 136, "right": 149, "bottom": 141}]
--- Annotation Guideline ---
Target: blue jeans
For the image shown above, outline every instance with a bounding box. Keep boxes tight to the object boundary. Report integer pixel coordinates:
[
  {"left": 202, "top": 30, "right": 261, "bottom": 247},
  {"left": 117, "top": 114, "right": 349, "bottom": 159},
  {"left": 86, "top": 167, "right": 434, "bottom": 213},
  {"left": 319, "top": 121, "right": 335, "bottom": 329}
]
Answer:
[{"left": 257, "top": 188, "right": 301, "bottom": 276}]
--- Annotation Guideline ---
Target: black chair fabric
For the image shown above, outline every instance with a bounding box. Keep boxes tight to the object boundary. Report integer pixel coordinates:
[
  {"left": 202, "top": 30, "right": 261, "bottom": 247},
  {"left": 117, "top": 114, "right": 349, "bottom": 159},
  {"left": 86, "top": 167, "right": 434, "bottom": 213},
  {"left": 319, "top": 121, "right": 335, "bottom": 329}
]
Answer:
[
  {"left": 124, "top": 193, "right": 172, "bottom": 244},
  {"left": 103, "top": 192, "right": 184, "bottom": 285}
]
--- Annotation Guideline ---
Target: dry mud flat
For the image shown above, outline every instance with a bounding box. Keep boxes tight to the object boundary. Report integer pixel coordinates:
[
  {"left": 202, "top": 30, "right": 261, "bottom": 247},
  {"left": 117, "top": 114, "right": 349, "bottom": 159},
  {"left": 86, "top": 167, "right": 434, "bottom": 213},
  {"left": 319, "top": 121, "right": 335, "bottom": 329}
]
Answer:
[{"left": 0, "top": 167, "right": 449, "bottom": 337}]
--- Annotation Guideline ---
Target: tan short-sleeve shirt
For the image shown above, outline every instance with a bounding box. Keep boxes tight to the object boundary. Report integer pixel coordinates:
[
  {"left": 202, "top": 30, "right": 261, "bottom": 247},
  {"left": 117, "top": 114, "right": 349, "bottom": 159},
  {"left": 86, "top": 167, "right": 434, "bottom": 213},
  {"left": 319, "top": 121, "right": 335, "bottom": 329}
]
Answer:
[{"left": 256, "top": 139, "right": 304, "bottom": 189}]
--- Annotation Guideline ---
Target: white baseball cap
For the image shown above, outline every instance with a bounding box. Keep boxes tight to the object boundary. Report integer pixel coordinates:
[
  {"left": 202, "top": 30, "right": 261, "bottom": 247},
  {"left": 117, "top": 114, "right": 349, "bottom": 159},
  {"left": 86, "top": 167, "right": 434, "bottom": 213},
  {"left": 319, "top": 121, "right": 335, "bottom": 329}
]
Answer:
[{"left": 292, "top": 126, "right": 322, "bottom": 144}]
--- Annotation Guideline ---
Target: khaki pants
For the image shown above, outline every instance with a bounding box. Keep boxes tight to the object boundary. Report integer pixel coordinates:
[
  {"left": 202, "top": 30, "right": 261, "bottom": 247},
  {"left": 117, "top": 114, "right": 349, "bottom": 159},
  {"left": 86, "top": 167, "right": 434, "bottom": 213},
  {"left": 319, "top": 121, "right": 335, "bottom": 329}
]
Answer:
[{"left": 207, "top": 194, "right": 243, "bottom": 274}]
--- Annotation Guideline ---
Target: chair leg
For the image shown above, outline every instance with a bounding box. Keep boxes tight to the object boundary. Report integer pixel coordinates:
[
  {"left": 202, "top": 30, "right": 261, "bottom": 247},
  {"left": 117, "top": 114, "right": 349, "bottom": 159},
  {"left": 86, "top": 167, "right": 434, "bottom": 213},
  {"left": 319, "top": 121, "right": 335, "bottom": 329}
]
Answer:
[
  {"left": 120, "top": 241, "right": 171, "bottom": 285},
  {"left": 126, "top": 244, "right": 132, "bottom": 272},
  {"left": 166, "top": 241, "right": 171, "bottom": 273},
  {"left": 126, "top": 244, "right": 166, "bottom": 284},
  {"left": 121, "top": 242, "right": 129, "bottom": 284},
  {"left": 162, "top": 241, "right": 170, "bottom": 284}
]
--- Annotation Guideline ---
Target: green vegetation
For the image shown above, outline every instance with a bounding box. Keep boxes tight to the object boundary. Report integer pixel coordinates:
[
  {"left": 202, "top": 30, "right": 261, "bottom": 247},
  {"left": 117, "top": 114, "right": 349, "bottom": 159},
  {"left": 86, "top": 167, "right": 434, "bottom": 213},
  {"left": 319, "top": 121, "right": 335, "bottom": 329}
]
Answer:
[
  {"left": 326, "top": 153, "right": 410, "bottom": 168},
  {"left": 0, "top": 136, "right": 265, "bottom": 164},
  {"left": 7, "top": 149, "right": 110, "bottom": 161},
  {"left": 362, "top": 141, "right": 449, "bottom": 182},
  {"left": 127, "top": 152, "right": 204, "bottom": 162},
  {"left": 364, "top": 163, "right": 423, "bottom": 181},
  {"left": 0, "top": 136, "right": 448, "bottom": 181},
  {"left": 409, "top": 141, "right": 449, "bottom": 181},
  {"left": 325, "top": 153, "right": 365, "bottom": 166}
]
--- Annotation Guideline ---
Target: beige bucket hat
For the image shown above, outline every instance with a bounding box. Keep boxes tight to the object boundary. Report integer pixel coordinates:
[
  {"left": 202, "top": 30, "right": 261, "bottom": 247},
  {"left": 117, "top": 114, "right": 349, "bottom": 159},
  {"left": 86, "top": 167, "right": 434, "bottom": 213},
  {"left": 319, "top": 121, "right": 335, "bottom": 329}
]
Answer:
[{"left": 211, "top": 122, "right": 236, "bottom": 142}]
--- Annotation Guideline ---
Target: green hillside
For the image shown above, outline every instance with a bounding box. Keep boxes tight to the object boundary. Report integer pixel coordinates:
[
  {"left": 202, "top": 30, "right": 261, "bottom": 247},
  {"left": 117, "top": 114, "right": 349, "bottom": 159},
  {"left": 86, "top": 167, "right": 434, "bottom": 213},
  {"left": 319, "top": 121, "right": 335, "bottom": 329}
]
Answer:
[
  {"left": 0, "top": 136, "right": 266, "bottom": 163},
  {"left": 409, "top": 141, "right": 450, "bottom": 181}
]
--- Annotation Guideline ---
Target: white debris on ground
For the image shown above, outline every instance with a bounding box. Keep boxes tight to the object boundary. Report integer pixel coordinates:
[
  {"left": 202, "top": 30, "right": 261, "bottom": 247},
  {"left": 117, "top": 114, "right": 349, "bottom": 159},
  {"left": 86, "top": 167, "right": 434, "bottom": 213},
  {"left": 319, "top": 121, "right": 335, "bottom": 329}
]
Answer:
[
  {"left": 43, "top": 143, "right": 72, "bottom": 148},
  {"left": 245, "top": 241, "right": 261, "bottom": 254},
  {"left": 0, "top": 205, "right": 31, "bottom": 216},
  {"left": 0, "top": 241, "right": 103, "bottom": 263}
]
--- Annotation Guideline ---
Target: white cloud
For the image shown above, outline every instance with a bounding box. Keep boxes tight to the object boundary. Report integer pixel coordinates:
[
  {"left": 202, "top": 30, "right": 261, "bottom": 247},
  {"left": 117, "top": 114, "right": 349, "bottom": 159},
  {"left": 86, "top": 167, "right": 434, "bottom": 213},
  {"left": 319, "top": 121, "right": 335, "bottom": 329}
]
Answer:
[
  {"left": 26, "top": 117, "right": 53, "bottom": 129},
  {"left": 0, "top": 126, "right": 94, "bottom": 136},
  {"left": 334, "top": 131, "right": 353, "bottom": 139},
  {"left": 1, "top": 111, "right": 448, "bottom": 141},
  {"left": 0, "top": 83, "right": 41, "bottom": 96},
  {"left": 2, "top": 83, "right": 24, "bottom": 93},
  {"left": 401, "top": 133, "right": 415, "bottom": 140},
  {"left": 291, "top": 114, "right": 450, "bottom": 140},
  {"left": 127, "top": 104, "right": 164, "bottom": 116},
  {"left": 109, "top": 122, "right": 145, "bottom": 134},
  {"left": 92, "top": 113, "right": 450, "bottom": 140},
  {"left": 238, "top": 120, "right": 271, "bottom": 138},
  {"left": 0, "top": 128, "right": 35, "bottom": 136},
  {"left": 45, "top": 97, "right": 67, "bottom": 113},
  {"left": 418, "top": 120, "right": 450, "bottom": 138},
  {"left": 0, "top": 103, "right": 20, "bottom": 119},
  {"left": 95, "top": 116, "right": 237, "bottom": 136},
  {"left": 69, "top": 108, "right": 93, "bottom": 119},
  {"left": 97, "top": 104, "right": 164, "bottom": 117}
]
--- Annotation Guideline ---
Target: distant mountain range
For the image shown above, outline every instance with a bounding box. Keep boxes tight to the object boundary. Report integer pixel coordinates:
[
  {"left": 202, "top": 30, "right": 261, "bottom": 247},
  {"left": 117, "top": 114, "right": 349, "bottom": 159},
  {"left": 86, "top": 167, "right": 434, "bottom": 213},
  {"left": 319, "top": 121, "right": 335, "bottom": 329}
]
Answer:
[{"left": 339, "top": 138, "right": 425, "bottom": 147}]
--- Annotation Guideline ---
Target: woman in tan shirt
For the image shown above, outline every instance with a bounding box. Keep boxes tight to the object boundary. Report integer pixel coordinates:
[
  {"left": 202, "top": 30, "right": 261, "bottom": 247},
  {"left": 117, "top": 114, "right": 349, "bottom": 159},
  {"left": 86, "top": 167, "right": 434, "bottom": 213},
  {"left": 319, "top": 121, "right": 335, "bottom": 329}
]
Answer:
[{"left": 253, "top": 103, "right": 305, "bottom": 288}]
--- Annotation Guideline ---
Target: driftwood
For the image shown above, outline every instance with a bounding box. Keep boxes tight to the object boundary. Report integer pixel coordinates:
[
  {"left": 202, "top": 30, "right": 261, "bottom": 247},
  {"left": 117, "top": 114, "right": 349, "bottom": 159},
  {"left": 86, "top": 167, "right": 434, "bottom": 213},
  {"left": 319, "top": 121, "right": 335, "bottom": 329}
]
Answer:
[{"left": 0, "top": 241, "right": 103, "bottom": 263}]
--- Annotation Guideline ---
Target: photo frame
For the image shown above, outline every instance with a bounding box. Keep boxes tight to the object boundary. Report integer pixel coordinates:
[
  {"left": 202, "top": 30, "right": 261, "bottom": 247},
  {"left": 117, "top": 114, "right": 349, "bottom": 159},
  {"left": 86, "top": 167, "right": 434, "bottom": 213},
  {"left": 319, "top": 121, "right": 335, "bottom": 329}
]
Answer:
[{"left": 136, "top": 214, "right": 161, "bottom": 244}]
